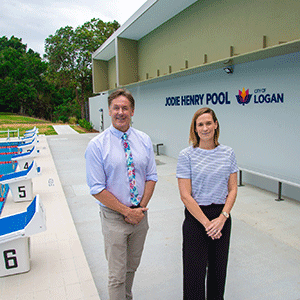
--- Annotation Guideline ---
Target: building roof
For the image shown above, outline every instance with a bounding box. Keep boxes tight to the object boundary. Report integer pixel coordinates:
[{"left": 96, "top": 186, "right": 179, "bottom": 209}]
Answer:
[{"left": 92, "top": 0, "right": 198, "bottom": 61}]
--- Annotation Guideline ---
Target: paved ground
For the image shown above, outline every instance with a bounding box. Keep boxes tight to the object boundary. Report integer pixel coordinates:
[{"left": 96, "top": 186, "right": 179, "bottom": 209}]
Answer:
[
  {"left": 47, "top": 131, "right": 300, "bottom": 300},
  {"left": 0, "top": 133, "right": 99, "bottom": 300},
  {"left": 52, "top": 125, "right": 79, "bottom": 135}
]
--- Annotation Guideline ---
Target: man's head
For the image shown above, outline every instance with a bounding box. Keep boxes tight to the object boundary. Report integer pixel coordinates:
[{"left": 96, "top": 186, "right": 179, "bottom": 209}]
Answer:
[
  {"left": 108, "top": 89, "right": 135, "bottom": 109},
  {"left": 108, "top": 89, "right": 135, "bottom": 132}
]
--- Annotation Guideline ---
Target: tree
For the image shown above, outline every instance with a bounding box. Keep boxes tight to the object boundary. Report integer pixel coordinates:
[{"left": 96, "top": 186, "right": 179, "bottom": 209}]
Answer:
[
  {"left": 0, "top": 36, "right": 53, "bottom": 117},
  {"left": 44, "top": 18, "right": 120, "bottom": 119}
]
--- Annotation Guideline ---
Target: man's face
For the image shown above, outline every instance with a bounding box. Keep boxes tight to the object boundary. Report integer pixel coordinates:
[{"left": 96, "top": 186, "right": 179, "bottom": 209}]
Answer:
[{"left": 109, "top": 95, "right": 134, "bottom": 132}]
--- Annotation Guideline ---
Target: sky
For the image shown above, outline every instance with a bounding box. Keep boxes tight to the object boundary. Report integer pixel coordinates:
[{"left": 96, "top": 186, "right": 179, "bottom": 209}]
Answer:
[{"left": 0, "top": 0, "right": 148, "bottom": 56}]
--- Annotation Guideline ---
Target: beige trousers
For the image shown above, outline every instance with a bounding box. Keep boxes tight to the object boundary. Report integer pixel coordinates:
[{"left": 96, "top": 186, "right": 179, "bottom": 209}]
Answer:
[{"left": 100, "top": 206, "right": 149, "bottom": 300}]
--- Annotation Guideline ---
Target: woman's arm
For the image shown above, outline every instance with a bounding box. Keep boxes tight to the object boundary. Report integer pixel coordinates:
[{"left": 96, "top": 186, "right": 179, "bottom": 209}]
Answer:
[
  {"left": 221, "top": 172, "right": 238, "bottom": 217},
  {"left": 206, "top": 172, "right": 238, "bottom": 237},
  {"left": 178, "top": 178, "right": 222, "bottom": 239}
]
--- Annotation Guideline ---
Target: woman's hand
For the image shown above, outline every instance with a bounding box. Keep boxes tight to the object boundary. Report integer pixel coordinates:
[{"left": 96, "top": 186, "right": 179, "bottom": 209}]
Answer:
[{"left": 206, "top": 216, "right": 226, "bottom": 240}]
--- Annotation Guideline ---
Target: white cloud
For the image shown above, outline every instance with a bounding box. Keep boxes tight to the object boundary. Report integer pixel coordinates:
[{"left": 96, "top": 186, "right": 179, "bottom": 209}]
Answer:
[{"left": 0, "top": 0, "right": 147, "bottom": 55}]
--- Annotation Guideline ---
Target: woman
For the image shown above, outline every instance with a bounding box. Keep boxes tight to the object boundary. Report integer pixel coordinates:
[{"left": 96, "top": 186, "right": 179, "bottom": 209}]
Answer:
[{"left": 176, "top": 107, "right": 238, "bottom": 300}]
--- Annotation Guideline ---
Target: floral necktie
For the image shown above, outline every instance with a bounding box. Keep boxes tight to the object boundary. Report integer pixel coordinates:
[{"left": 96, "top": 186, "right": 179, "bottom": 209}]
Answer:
[{"left": 122, "top": 133, "right": 139, "bottom": 206}]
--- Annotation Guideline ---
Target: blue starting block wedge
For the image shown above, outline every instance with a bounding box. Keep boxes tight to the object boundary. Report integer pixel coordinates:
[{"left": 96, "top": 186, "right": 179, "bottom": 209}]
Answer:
[
  {"left": 12, "top": 146, "right": 40, "bottom": 171},
  {"left": 20, "top": 133, "right": 38, "bottom": 145},
  {"left": 21, "top": 132, "right": 37, "bottom": 142},
  {"left": 0, "top": 195, "right": 46, "bottom": 276},
  {"left": 24, "top": 127, "right": 38, "bottom": 137},
  {"left": 0, "top": 161, "right": 41, "bottom": 202},
  {"left": 18, "top": 137, "right": 38, "bottom": 153}
]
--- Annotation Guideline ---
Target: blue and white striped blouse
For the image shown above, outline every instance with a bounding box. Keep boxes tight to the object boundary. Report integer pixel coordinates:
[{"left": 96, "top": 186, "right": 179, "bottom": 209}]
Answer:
[{"left": 176, "top": 144, "right": 239, "bottom": 206}]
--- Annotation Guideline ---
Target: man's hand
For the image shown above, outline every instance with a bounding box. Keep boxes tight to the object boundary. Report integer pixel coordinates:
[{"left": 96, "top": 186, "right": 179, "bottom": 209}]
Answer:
[{"left": 124, "top": 207, "right": 148, "bottom": 225}]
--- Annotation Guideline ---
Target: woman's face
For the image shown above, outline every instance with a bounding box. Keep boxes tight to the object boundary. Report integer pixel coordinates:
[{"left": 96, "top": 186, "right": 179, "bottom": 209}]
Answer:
[{"left": 195, "top": 113, "right": 218, "bottom": 145}]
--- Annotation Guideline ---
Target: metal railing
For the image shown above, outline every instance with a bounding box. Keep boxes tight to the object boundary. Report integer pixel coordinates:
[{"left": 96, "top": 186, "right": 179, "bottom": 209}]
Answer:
[
  {"left": 238, "top": 168, "right": 300, "bottom": 201},
  {"left": 0, "top": 129, "right": 20, "bottom": 139}
]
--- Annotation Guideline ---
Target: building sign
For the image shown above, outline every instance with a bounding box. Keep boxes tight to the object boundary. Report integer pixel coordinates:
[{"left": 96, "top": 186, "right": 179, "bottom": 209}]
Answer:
[
  {"left": 165, "top": 92, "right": 229, "bottom": 106},
  {"left": 236, "top": 88, "right": 251, "bottom": 105},
  {"left": 236, "top": 88, "right": 284, "bottom": 106},
  {"left": 165, "top": 88, "right": 284, "bottom": 107}
]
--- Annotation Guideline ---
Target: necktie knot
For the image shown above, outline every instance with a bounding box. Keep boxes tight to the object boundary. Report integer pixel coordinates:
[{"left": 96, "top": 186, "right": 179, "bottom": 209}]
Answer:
[{"left": 122, "top": 133, "right": 128, "bottom": 141}]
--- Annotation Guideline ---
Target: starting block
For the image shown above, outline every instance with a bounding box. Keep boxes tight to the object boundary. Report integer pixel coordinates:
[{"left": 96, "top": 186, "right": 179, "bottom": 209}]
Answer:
[
  {"left": 18, "top": 137, "right": 38, "bottom": 153},
  {"left": 12, "top": 146, "right": 40, "bottom": 171},
  {"left": 0, "top": 195, "right": 46, "bottom": 276},
  {"left": 0, "top": 161, "right": 41, "bottom": 202},
  {"left": 24, "top": 127, "right": 39, "bottom": 137},
  {"left": 21, "top": 133, "right": 37, "bottom": 143}
]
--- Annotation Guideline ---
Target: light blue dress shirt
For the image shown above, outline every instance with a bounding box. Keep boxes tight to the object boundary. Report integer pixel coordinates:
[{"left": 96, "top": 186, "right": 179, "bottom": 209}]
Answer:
[{"left": 85, "top": 125, "right": 158, "bottom": 207}]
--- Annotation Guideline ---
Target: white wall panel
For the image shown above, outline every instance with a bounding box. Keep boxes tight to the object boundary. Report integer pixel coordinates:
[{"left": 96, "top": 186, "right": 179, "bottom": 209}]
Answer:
[{"left": 90, "top": 52, "right": 300, "bottom": 200}]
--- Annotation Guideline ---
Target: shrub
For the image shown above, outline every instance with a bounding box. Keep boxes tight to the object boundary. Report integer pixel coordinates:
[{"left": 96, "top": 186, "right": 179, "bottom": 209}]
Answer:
[
  {"left": 69, "top": 117, "right": 77, "bottom": 124},
  {"left": 52, "top": 98, "right": 81, "bottom": 123},
  {"left": 78, "top": 119, "right": 93, "bottom": 131}
]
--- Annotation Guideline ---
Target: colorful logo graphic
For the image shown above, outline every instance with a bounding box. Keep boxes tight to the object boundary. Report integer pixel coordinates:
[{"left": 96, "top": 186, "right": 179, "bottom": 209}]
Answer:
[{"left": 236, "top": 88, "right": 252, "bottom": 106}]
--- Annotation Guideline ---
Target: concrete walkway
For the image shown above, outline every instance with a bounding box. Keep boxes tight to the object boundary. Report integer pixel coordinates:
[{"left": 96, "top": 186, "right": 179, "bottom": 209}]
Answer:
[
  {"left": 52, "top": 125, "right": 79, "bottom": 135},
  {"left": 0, "top": 134, "right": 99, "bottom": 300},
  {"left": 47, "top": 133, "right": 300, "bottom": 300},
  {"left": 2, "top": 128, "right": 299, "bottom": 299}
]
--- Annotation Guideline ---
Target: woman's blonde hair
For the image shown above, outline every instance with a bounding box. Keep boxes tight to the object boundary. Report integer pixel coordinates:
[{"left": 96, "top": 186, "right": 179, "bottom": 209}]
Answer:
[{"left": 189, "top": 107, "right": 220, "bottom": 148}]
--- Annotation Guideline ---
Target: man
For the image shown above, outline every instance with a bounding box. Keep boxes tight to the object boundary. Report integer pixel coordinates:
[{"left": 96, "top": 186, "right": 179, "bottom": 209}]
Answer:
[{"left": 85, "top": 88, "right": 158, "bottom": 300}]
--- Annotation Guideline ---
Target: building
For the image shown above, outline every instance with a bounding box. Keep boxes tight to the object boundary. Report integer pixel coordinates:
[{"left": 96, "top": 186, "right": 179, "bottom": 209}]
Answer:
[{"left": 89, "top": 0, "right": 300, "bottom": 201}]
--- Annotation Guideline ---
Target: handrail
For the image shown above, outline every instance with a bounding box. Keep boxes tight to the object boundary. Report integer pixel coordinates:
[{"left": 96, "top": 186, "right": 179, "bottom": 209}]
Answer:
[
  {"left": 238, "top": 168, "right": 300, "bottom": 201},
  {"left": 0, "top": 129, "right": 20, "bottom": 139}
]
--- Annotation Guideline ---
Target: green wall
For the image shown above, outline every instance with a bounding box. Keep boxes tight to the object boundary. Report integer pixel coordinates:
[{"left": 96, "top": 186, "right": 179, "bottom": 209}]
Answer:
[
  {"left": 108, "top": 56, "right": 116, "bottom": 90},
  {"left": 117, "top": 38, "right": 138, "bottom": 86},
  {"left": 137, "top": 0, "right": 300, "bottom": 80}
]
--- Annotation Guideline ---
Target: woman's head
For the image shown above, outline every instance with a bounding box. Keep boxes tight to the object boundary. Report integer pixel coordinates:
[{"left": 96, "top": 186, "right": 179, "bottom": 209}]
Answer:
[{"left": 189, "top": 107, "right": 220, "bottom": 148}]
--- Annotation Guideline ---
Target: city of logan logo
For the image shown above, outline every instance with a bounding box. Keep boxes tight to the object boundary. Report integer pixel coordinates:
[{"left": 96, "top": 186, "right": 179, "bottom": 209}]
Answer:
[{"left": 236, "top": 88, "right": 252, "bottom": 106}]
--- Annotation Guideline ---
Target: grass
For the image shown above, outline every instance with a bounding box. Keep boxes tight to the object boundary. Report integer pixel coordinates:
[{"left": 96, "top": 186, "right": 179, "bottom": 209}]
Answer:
[
  {"left": 0, "top": 113, "right": 92, "bottom": 138},
  {"left": 0, "top": 112, "right": 50, "bottom": 125},
  {"left": 70, "top": 125, "right": 87, "bottom": 134}
]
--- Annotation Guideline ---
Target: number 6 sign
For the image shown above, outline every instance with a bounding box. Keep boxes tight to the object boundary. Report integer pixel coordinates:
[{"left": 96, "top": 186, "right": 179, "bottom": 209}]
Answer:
[
  {"left": 3, "top": 249, "right": 18, "bottom": 269},
  {"left": 0, "top": 238, "right": 30, "bottom": 277}
]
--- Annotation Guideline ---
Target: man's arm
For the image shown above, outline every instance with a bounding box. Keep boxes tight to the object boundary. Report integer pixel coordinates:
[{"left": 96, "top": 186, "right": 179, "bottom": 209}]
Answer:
[
  {"left": 93, "top": 189, "right": 148, "bottom": 225},
  {"left": 124, "top": 180, "right": 156, "bottom": 224},
  {"left": 139, "top": 180, "right": 156, "bottom": 207}
]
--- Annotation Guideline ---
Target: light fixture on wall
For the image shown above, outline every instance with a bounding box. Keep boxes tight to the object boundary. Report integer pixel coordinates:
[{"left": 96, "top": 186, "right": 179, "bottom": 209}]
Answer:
[
  {"left": 223, "top": 66, "right": 234, "bottom": 74},
  {"left": 223, "top": 59, "right": 234, "bottom": 74}
]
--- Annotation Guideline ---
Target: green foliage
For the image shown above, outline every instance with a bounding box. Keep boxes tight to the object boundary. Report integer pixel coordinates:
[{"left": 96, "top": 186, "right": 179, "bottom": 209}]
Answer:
[
  {"left": 52, "top": 97, "right": 81, "bottom": 123},
  {"left": 78, "top": 118, "right": 93, "bottom": 131},
  {"left": 68, "top": 117, "right": 77, "bottom": 124},
  {"left": 0, "top": 36, "right": 56, "bottom": 119},
  {"left": 44, "top": 18, "right": 120, "bottom": 119},
  {"left": 0, "top": 18, "right": 120, "bottom": 122}
]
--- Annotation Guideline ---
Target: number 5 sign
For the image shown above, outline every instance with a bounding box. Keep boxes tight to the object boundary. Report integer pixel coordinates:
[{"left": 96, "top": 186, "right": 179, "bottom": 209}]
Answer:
[{"left": 10, "top": 181, "right": 33, "bottom": 202}]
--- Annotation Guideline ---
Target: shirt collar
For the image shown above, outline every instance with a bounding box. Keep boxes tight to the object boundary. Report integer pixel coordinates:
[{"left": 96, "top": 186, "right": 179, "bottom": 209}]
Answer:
[{"left": 109, "top": 124, "right": 132, "bottom": 139}]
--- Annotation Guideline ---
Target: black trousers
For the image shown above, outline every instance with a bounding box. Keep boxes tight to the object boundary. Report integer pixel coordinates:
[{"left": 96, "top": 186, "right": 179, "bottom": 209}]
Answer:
[{"left": 182, "top": 204, "right": 231, "bottom": 300}]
